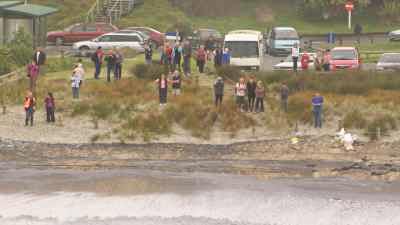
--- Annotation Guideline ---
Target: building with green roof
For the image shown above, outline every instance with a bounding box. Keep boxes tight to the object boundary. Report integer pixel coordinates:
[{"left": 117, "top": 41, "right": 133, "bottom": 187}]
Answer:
[{"left": 0, "top": 1, "right": 58, "bottom": 47}]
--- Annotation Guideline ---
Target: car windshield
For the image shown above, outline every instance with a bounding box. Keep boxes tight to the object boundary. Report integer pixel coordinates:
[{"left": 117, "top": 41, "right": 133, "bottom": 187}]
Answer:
[
  {"left": 331, "top": 50, "right": 357, "bottom": 60},
  {"left": 379, "top": 54, "right": 400, "bottom": 63},
  {"left": 275, "top": 30, "right": 299, "bottom": 40},
  {"left": 225, "top": 41, "right": 259, "bottom": 58}
]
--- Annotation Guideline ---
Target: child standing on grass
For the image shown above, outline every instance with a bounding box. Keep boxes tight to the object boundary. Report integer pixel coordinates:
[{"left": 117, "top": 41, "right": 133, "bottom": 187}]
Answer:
[
  {"left": 213, "top": 76, "right": 224, "bottom": 107},
  {"left": 71, "top": 70, "right": 81, "bottom": 99},
  {"left": 235, "top": 77, "right": 247, "bottom": 112},
  {"left": 44, "top": 92, "right": 55, "bottom": 123},
  {"left": 24, "top": 91, "right": 36, "bottom": 126},
  {"left": 172, "top": 70, "right": 181, "bottom": 96},
  {"left": 155, "top": 74, "right": 169, "bottom": 106},
  {"left": 255, "top": 81, "right": 265, "bottom": 113},
  {"left": 247, "top": 76, "right": 257, "bottom": 112},
  {"left": 27, "top": 60, "right": 39, "bottom": 92}
]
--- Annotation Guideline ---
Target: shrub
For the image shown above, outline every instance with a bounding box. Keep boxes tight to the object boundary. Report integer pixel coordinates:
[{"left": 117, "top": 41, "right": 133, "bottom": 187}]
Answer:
[
  {"left": 216, "top": 65, "right": 242, "bottom": 82},
  {"left": 343, "top": 109, "right": 368, "bottom": 129},
  {"left": 0, "top": 48, "right": 12, "bottom": 75},
  {"left": 132, "top": 63, "right": 165, "bottom": 80},
  {"left": 6, "top": 29, "right": 33, "bottom": 66},
  {"left": 366, "top": 114, "right": 397, "bottom": 141},
  {"left": 287, "top": 92, "right": 313, "bottom": 124}
]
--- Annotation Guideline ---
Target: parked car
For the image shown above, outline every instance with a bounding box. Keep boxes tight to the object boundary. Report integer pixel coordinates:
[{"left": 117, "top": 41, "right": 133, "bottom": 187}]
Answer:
[
  {"left": 388, "top": 29, "right": 400, "bottom": 41},
  {"left": 329, "top": 47, "right": 361, "bottom": 70},
  {"left": 273, "top": 53, "right": 317, "bottom": 71},
  {"left": 376, "top": 53, "right": 400, "bottom": 71},
  {"left": 115, "top": 30, "right": 150, "bottom": 42},
  {"left": 47, "top": 23, "right": 118, "bottom": 45},
  {"left": 125, "top": 27, "right": 165, "bottom": 48},
  {"left": 72, "top": 32, "right": 145, "bottom": 54},
  {"left": 266, "top": 27, "right": 300, "bottom": 56}
]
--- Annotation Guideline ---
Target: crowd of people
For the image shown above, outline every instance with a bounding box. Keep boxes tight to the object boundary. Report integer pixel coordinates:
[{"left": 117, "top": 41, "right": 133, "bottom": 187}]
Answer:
[
  {"left": 291, "top": 43, "right": 334, "bottom": 72},
  {"left": 21, "top": 39, "right": 325, "bottom": 129}
]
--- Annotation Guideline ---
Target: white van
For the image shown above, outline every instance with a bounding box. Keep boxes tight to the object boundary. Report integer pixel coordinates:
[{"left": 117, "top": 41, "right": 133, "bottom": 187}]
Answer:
[{"left": 224, "top": 30, "right": 264, "bottom": 71}]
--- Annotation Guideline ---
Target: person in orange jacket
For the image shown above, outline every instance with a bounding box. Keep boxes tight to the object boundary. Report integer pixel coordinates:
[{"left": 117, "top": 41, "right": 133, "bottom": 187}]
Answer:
[{"left": 24, "top": 91, "right": 36, "bottom": 126}]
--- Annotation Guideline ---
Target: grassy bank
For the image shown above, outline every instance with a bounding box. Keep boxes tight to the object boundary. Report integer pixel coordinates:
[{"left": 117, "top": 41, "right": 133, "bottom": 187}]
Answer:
[{"left": 1, "top": 54, "right": 400, "bottom": 142}]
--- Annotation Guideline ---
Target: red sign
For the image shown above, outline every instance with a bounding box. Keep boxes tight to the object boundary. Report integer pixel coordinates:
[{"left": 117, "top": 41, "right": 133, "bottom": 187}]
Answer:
[{"left": 345, "top": 2, "right": 354, "bottom": 12}]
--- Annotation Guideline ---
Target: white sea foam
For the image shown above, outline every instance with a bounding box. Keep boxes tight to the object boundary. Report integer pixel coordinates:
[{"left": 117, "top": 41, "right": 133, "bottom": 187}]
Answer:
[{"left": 0, "top": 189, "right": 399, "bottom": 225}]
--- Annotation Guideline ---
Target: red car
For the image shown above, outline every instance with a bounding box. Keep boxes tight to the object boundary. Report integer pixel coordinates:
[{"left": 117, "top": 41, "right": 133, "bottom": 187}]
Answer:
[
  {"left": 125, "top": 27, "right": 165, "bottom": 48},
  {"left": 329, "top": 47, "right": 362, "bottom": 70},
  {"left": 47, "top": 23, "right": 119, "bottom": 45}
]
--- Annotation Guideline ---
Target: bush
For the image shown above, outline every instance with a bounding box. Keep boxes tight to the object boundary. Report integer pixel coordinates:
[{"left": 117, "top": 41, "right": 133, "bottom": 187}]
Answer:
[
  {"left": 343, "top": 109, "right": 367, "bottom": 129},
  {"left": 132, "top": 63, "right": 165, "bottom": 80},
  {"left": 287, "top": 92, "right": 313, "bottom": 123},
  {"left": 0, "top": 49, "right": 12, "bottom": 75},
  {"left": 216, "top": 65, "right": 242, "bottom": 82},
  {"left": 6, "top": 29, "right": 33, "bottom": 66},
  {"left": 366, "top": 114, "right": 397, "bottom": 140}
]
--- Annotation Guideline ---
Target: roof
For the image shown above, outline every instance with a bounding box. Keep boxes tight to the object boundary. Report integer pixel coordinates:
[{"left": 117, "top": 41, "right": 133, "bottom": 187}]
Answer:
[
  {"left": 0, "top": 1, "right": 21, "bottom": 8},
  {"left": 225, "top": 33, "right": 261, "bottom": 42},
  {"left": 3, "top": 3, "right": 58, "bottom": 17},
  {"left": 274, "top": 27, "right": 296, "bottom": 31},
  {"left": 228, "top": 30, "right": 262, "bottom": 35},
  {"left": 331, "top": 47, "right": 357, "bottom": 50}
]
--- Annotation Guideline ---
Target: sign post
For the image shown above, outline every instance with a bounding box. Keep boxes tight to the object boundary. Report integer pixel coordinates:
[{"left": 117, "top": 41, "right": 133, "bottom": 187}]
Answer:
[{"left": 345, "top": 2, "right": 354, "bottom": 30}]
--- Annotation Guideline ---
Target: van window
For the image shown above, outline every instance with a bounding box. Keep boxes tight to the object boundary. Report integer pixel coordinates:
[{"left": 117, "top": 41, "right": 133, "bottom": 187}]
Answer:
[
  {"left": 225, "top": 41, "right": 259, "bottom": 58},
  {"left": 275, "top": 30, "right": 298, "bottom": 40}
]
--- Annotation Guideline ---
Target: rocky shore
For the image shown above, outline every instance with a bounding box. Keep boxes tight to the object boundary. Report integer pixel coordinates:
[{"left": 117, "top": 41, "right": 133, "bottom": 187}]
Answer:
[{"left": 1, "top": 135, "right": 400, "bottom": 182}]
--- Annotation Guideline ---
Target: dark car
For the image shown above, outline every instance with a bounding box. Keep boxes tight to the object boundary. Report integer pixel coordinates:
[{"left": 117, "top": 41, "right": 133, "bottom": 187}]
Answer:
[
  {"left": 47, "top": 23, "right": 119, "bottom": 45},
  {"left": 125, "top": 27, "right": 165, "bottom": 48},
  {"left": 190, "top": 28, "right": 223, "bottom": 50}
]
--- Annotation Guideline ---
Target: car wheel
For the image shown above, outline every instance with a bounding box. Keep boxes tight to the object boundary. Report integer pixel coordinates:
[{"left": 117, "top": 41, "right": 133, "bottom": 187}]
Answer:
[
  {"left": 55, "top": 37, "right": 64, "bottom": 46},
  {"left": 79, "top": 46, "right": 90, "bottom": 57}
]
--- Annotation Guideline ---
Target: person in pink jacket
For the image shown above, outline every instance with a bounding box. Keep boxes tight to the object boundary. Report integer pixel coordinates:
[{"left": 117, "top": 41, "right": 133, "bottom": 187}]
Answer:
[{"left": 27, "top": 60, "right": 40, "bottom": 92}]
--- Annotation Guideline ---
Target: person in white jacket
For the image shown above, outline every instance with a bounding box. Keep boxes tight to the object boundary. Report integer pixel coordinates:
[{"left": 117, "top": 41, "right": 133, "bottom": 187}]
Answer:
[{"left": 291, "top": 43, "right": 300, "bottom": 72}]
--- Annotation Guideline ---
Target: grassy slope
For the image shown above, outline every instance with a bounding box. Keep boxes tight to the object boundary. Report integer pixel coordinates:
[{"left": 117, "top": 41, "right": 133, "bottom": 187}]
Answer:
[
  {"left": 32, "top": 0, "right": 95, "bottom": 30},
  {"left": 118, "top": 0, "right": 398, "bottom": 34}
]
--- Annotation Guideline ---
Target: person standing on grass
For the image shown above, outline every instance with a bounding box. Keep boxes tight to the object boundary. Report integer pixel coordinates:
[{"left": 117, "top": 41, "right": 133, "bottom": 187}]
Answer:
[
  {"left": 24, "top": 91, "right": 36, "bottom": 127},
  {"left": 247, "top": 76, "right": 257, "bottom": 112},
  {"left": 172, "top": 70, "right": 181, "bottom": 96},
  {"left": 312, "top": 93, "right": 324, "bottom": 128},
  {"left": 32, "top": 47, "right": 46, "bottom": 75},
  {"left": 104, "top": 50, "right": 116, "bottom": 82},
  {"left": 44, "top": 92, "right": 55, "bottom": 123},
  {"left": 280, "top": 82, "right": 289, "bottom": 112},
  {"left": 173, "top": 42, "right": 182, "bottom": 72},
  {"left": 255, "top": 81, "right": 265, "bottom": 113},
  {"left": 222, "top": 48, "right": 231, "bottom": 65},
  {"left": 301, "top": 51, "right": 310, "bottom": 70},
  {"left": 354, "top": 23, "right": 362, "bottom": 44},
  {"left": 291, "top": 43, "right": 300, "bottom": 72},
  {"left": 196, "top": 45, "right": 207, "bottom": 73},
  {"left": 71, "top": 69, "right": 81, "bottom": 99},
  {"left": 182, "top": 39, "right": 192, "bottom": 77},
  {"left": 214, "top": 47, "right": 223, "bottom": 69},
  {"left": 322, "top": 49, "right": 331, "bottom": 72},
  {"left": 213, "top": 76, "right": 224, "bottom": 107},
  {"left": 155, "top": 74, "right": 169, "bottom": 106},
  {"left": 144, "top": 43, "right": 153, "bottom": 65},
  {"left": 92, "top": 47, "right": 104, "bottom": 79},
  {"left": 27, "top": 60, "right": 40, "bottom": 92},
  {"left": 166, "top": 43, "right": 173, "bottom": 71},
  {"left": 114, "top": 49, "right": 123, "bottom": 80},
  {"left": 235, "top": 77, "right": 247, "bottom": 112}
]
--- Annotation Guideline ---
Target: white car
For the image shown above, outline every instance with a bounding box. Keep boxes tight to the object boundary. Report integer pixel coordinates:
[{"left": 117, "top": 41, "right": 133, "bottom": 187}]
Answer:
[
  {"left": 388, "top": 30, "right": 400, "bottom": 41},
  {"left": 376, "top": 53, "right": 400, "bottom": 71},
  {"left": 72, "top": 32, "right": 145, "bottom": 53},
  {"left": 273, "top": 53, "right": 317, "bottom": 71}
]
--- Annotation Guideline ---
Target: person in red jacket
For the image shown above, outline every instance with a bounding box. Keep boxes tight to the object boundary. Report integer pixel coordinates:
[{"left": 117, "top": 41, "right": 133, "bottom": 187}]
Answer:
[
  {"left": 301, "top": 51, "right": 310, "bottom": 70},
  {"left": 196, "top": 45, "right": 206, "bottom": 73}
]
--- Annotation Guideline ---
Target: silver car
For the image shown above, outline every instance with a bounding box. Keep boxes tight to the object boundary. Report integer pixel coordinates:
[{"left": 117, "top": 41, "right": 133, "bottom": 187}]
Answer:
[
  {"left": 388, "top": 30, "right": 400, "bottom": 41},
  {"left": 376, "top": 53, "right": 400, "bottom": 71},
  {"left": 72, "top": 32, "right": 145, "bottom": 53}
]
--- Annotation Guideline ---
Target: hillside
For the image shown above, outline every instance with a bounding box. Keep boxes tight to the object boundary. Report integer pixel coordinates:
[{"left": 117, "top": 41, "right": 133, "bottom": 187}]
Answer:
[
  {"left": 32, "top": 0, "right": 95, "bottom": 30},
  {"left": 118, "top": 0, "right": 398, "bottom": 34}
]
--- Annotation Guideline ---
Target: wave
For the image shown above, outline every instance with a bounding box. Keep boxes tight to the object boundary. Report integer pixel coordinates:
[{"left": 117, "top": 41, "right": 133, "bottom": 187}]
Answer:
[{"left": 0, "top": 189, "right": 399, "bottom": 225}]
